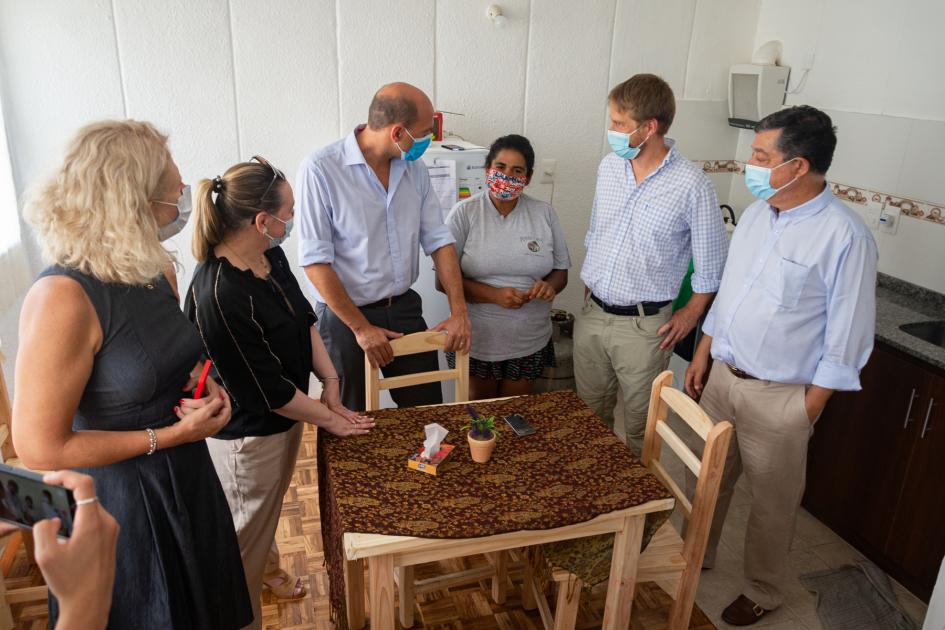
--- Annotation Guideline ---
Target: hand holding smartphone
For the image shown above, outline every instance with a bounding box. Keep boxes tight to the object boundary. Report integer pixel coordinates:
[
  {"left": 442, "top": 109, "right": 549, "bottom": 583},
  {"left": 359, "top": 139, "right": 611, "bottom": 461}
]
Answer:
[{"left": 0, "top": 463, "right": 76, "bottom": 537}]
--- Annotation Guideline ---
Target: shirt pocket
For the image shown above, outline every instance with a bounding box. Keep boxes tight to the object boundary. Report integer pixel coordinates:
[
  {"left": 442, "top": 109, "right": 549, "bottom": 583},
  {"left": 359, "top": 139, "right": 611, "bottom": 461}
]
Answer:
[{"left": 769, "top": 257, "right": 811, "bottom": 310}]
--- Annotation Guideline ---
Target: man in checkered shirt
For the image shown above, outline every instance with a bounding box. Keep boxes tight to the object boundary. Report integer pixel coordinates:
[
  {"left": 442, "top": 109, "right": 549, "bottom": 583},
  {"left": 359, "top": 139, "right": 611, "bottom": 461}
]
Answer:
[{"left": 575, "top": 74, "right": 728, "bottom": 455}]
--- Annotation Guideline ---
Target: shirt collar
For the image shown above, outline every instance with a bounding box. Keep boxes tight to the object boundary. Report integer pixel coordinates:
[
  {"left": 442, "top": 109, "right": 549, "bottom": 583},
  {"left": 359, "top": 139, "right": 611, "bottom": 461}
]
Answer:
[
  {"left": 342, "top": 125, "right": 368, "bottom": 167},
  {"left": 768, "top": 183, "right": 832, "bottom": 222},
  {"left": 623, "top": 137, "right": 678, "bottom": 182}
]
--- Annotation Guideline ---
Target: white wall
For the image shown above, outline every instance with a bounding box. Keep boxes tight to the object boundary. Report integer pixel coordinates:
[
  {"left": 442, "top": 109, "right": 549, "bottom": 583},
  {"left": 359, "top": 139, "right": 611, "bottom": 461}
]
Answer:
[
  {"left": 726, "top": 0, "right": 945, "bottom": 293},
  {"left": 0, "top": 0, "right": 759, "bottom": 389}
]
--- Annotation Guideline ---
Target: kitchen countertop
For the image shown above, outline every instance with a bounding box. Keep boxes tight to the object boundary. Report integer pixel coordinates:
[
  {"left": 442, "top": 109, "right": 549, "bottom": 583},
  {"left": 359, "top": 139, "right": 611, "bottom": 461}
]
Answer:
[{"left": 875, "top": 273, "right": 945, "bottom": 372}]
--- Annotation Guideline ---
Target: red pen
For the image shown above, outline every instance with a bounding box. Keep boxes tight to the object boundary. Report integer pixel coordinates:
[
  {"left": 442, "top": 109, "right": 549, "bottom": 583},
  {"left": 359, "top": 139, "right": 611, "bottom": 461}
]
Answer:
[{"left": 193, "top": 360, "right": 213, "bottom": 400}]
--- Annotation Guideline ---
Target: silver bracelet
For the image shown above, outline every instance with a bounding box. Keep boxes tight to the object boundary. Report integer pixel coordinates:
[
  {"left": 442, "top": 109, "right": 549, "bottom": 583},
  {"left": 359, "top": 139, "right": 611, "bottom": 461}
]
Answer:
[{"left": 145, "top": 428, "right": 157, "bottom": 456}]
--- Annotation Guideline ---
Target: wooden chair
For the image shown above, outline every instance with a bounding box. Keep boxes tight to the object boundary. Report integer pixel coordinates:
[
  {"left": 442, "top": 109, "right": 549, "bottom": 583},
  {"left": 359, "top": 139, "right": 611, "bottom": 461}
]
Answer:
[
  {"left": 0, "top": 343, "right": 48, "bottom": 629},
  {"left": 526, "top": 370, "right": 733, "bottom": 630},
  {"left": 356, "top": 331, "right": 491, "bottom": 627},
  {"left": 364, "top": 330, "right": 468, "bottom": 411}
]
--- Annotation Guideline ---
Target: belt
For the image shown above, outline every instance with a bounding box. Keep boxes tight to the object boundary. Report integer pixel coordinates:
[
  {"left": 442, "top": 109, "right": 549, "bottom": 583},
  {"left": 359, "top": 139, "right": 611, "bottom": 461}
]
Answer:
[
  {"left": 361, "top": 292, "right": 409, "bottom": 309},
  {"left": 590, "top": 293, "right": 671, "bottom": 317},
  {"left": 726, "top": 363, "right": 757, "bottom": 380}
]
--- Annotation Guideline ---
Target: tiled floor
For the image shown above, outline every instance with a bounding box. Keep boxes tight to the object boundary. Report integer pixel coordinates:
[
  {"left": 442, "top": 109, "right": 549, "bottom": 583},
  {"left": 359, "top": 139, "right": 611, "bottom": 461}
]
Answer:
[{"left": 648, "top": 361, "right": 931, "bottom": 629}]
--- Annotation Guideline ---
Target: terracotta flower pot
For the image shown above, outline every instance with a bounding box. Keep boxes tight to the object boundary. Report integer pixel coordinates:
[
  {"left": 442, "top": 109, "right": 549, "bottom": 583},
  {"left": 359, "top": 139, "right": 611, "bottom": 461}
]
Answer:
[{"left": 467, "top": 431, "right": 496, "bottom": 463}]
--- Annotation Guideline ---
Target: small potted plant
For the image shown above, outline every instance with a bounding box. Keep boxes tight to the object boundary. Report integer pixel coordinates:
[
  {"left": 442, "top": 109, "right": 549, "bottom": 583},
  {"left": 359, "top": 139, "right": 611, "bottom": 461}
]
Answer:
[{"left": 462, "top": 406, "right": 500, "bottom": 464}]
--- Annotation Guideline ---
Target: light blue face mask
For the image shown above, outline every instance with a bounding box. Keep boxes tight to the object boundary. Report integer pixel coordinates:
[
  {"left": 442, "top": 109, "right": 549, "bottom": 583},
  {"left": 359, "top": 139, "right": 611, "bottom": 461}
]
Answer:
[
  {"left": 744, "top": 158, "right": 799, "bottom": 201},
  {"left": 154, "top": 185, "right": 192, "bottom": 241},
  {"left": 607, "top": 126, "right": 650, "bottom": 160},
  {"left": 265, "top": 215, "right": 294, "bottom": 249},
  {"left": 398, "top": 127, "right": 432, "bottom": 161}
]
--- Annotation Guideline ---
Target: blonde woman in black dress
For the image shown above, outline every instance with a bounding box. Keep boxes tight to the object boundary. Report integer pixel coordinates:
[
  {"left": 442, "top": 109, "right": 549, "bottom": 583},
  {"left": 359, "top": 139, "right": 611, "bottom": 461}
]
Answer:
[{"left": 14, "top": 120, "right": 252, "bottom": 629}]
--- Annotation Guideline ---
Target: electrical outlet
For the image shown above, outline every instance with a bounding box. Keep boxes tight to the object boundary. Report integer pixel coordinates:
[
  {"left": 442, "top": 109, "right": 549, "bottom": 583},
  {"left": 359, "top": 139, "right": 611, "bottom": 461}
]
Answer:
[
  {"left": 540, "top": 159, "right": 556, "bottom": 184},
  {"left": 879, "top": 204, "right": 901, "bottom": 235}
]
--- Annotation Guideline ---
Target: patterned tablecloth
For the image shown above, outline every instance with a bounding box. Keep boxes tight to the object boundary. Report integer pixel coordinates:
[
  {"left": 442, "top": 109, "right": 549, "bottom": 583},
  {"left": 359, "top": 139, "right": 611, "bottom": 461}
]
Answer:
[{"left": 317, "top": 390, "right": 673, "bottom": 626}]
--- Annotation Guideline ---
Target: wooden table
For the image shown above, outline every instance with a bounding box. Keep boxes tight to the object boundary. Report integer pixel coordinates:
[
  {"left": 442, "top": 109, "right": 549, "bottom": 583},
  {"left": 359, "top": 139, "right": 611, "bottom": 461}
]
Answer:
[
  {"left": 318, "top": 391, "right": 674, "bottom": 629},
  {"left": 343, "top": 496, "right": 674, "bottom": 629}
]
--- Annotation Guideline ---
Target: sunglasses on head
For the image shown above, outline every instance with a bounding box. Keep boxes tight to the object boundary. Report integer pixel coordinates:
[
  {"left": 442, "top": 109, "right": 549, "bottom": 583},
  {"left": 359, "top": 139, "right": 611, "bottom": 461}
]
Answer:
[{"left": 250, "top": 155, "right": 285, "bottom": 201}]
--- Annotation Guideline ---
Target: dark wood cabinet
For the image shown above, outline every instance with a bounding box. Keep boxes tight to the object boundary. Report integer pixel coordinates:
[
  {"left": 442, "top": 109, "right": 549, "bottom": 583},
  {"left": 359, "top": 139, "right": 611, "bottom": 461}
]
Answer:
[{"left": 803, "top": 341, "right": 945, "bottom": 602}]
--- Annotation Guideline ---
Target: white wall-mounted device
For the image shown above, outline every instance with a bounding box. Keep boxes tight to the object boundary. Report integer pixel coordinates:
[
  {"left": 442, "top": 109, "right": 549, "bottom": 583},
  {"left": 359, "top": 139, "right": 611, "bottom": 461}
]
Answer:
[{"left": 728, "top": 64, "right": 791, "bottom": 129}]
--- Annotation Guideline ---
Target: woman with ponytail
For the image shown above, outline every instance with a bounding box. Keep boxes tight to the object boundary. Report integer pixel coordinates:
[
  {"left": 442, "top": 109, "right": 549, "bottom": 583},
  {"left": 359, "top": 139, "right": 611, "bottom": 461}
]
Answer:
[{"left": 184, "top": 156, "right": 373, "bottom": 627}]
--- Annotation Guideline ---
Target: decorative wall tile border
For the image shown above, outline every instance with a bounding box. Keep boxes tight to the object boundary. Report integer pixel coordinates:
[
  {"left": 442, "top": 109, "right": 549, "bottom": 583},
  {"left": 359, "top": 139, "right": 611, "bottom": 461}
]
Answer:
[{"left": 693, "top": 159, "right": 945, "bottom": 227}]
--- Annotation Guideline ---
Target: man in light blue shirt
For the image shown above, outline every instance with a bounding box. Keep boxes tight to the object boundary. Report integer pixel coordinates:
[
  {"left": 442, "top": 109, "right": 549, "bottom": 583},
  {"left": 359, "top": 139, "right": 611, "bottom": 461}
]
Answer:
[
  {"left": 297, "top": 82, "right": 471, "bottom": 411},
  {"left": 685, "top": 106, "right": 877, "bottom": 625},
  {"left": 575, "top": 74, "right": 728, "bottom": 454}
]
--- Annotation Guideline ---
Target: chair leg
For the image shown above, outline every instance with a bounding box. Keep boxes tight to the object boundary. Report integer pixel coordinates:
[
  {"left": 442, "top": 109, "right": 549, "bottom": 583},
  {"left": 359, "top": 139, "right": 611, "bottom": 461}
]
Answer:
[
  {"left": 522, "top": 549, "right": 538, "bottom": 611},
  {"left": 553, "top": 576, "right": 582, "bottom": 630},
  {"left": 601, "top": 514, "right": 645, "bottom": 630},
  {"left": 486, "top": 551, "right": 507, "bottom": 605},
  {"left": 667, "top": 564, "right": 700, "bottom": 630},
  {"left": 0, "top": 574, "right": 13, "bottom": 630},
  {"left": 396, "top": 565, "right": 415, "bottom": 628},
  {"left": 345, "top": 558, "right": 365, "bottom": 630}
]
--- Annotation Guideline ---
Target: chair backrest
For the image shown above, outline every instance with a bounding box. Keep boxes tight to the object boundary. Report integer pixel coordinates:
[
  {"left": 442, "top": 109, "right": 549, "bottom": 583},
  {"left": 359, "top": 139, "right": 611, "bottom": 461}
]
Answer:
[
  {"left": 0, "top": 342, "right": 16, "bottom": 462},
  {"left": 364, "top": 331, "right": 469, "bottom": 411},
  {"left": 641, "top": 371, "right": 732, "bottom": 566}
]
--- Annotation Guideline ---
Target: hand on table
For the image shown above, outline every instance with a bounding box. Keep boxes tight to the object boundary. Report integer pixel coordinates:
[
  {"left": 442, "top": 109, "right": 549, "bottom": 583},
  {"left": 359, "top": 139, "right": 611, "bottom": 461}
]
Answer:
[{"left": 321, "top": 378, "right": 374, "bottom": 425}]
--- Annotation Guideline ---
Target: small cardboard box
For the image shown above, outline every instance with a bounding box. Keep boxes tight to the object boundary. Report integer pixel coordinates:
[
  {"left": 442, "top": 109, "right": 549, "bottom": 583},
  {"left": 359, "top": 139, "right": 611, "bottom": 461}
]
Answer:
[{"left": 407, "top": 444, "right": 455, "bottom": 476}]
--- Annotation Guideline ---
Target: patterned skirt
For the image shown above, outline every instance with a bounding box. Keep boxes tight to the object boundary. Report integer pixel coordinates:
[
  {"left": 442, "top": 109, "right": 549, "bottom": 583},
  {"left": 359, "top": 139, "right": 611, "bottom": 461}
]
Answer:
[{"left": 447, "top": 338, "right": 556, "bottom": 381}]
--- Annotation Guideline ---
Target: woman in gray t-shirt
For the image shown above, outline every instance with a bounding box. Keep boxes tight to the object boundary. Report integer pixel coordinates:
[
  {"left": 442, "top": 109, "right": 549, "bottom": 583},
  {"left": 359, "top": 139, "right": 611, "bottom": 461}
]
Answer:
[{"left": 444, "top": 135, "right": 571, "bottom": 399}]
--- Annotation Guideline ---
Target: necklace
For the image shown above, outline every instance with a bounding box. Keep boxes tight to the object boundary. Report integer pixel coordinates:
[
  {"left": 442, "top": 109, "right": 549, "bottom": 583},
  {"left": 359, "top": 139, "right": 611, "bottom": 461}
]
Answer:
[{"left": 220, "top": 243, "right": 270, "bottom": 279}]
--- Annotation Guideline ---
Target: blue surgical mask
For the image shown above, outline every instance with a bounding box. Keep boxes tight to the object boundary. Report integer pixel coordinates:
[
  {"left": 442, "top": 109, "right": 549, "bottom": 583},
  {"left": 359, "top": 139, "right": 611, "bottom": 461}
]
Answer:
[
  {"left": 155, "top": 185, "right": 192, "bottom": 241},
  {"left": 744, "top": 158, "right": 799, "bottom": 201},
  {"left": 398, "top": 128, "right": 432, "bottom": 162},
  {"left": 607, "top": 126, "right": 650, "bottom": 160},
  {"left": 265, "top": 215, "right": 294, "bottom": 249}
]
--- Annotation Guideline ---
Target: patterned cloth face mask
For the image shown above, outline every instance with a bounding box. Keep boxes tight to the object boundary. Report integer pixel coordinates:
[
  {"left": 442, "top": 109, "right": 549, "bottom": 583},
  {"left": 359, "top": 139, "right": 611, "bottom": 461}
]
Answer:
[{"left": 486, "top": 168, "right": 527, "bottom": 201}]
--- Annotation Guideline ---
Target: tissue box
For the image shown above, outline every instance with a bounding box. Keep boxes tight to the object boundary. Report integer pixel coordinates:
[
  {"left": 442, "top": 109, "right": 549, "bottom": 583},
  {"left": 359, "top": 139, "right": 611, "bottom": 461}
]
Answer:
[{"left": 407, "top": 444, "right": 455, "bottom": 476}]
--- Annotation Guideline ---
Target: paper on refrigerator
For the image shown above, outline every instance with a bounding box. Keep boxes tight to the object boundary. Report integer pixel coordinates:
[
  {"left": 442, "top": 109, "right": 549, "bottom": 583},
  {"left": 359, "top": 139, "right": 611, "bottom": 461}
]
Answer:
[{"left": 427, "top": 160, "right": 457, "bottom": 219}]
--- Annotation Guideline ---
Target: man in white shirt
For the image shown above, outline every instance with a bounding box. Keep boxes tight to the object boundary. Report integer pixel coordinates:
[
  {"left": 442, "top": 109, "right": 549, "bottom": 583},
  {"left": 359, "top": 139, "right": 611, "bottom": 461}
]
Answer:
[
  {"left": 686, "top": 105, "right": 877, "bottom": 626},
  {"left": 576, "top": 74, "right": 727, "bottom": 454},
  {"left": 297, "top": 83, "right": 471, "bottom": 411}
]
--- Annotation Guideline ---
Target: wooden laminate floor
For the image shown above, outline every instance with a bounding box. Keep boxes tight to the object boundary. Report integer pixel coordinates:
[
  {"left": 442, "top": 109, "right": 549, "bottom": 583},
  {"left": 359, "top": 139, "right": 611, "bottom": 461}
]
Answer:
[{"left": 7, "top": 424, "right": 714, "bottom": 629}]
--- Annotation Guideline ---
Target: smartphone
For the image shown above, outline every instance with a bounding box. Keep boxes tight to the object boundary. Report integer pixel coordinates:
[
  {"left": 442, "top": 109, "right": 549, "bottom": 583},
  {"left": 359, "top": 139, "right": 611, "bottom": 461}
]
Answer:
[
  {"left": 0, "top": 464, "right": 76, "bottom": 537},
  {"left": 503, "top": 413, "right": 536, "bottom": 437},
  {"left": 442, "top": 144, "right": 465, "bottom": 151}
]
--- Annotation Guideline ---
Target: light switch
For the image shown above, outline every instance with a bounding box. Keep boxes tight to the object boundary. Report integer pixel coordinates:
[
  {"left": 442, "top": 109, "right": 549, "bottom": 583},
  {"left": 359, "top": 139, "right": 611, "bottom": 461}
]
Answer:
[
  {"left": 879, "top": 204, "right": 901, "bottom": 235},
  {"left": 540, "top": 159, "right": 556, "bottom": 184}
]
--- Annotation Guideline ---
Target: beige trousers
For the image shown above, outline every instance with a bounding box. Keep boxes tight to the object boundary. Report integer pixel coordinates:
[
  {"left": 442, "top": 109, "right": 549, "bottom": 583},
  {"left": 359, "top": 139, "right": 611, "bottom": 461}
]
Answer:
[
  {"left": 573, "top": 297, "right": 673, "bottom": 455},
  {"left": 207, "top": 422, "right": 304, "bottom": 630},
  {"left": 689, "top": 361, "right": 813, "bottom": 610}
]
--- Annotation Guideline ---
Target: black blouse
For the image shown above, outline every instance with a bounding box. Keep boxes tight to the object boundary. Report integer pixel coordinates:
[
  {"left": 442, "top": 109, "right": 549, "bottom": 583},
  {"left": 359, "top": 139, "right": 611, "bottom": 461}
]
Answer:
[{"left": 184, "top": 246, "right": 316, "bottom": 439}]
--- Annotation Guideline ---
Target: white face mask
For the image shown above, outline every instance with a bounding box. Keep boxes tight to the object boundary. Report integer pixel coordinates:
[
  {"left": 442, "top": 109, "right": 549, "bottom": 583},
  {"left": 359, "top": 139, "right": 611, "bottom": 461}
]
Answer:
[{"left": 153, "top": 185, "right": 192, "bottom": 241}]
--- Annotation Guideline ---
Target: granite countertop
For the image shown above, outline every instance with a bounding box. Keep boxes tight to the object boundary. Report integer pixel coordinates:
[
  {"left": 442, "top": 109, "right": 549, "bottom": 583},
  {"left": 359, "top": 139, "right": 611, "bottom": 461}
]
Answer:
[{"left": 875, "top": 274, "right": 945, "bottom": 372}]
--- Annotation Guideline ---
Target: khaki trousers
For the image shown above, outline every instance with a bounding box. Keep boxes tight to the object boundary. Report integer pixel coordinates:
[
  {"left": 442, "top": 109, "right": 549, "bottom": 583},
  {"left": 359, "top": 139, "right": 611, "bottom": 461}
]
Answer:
[
  {"left": 207, "top": 422, "right": 304, "bottom": 630},
  {"left": 573, "top": 297, "right": 673, "bottom": 455},
  {"left": 689, "top": 361, "right": 814, "bottom": 609}
]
